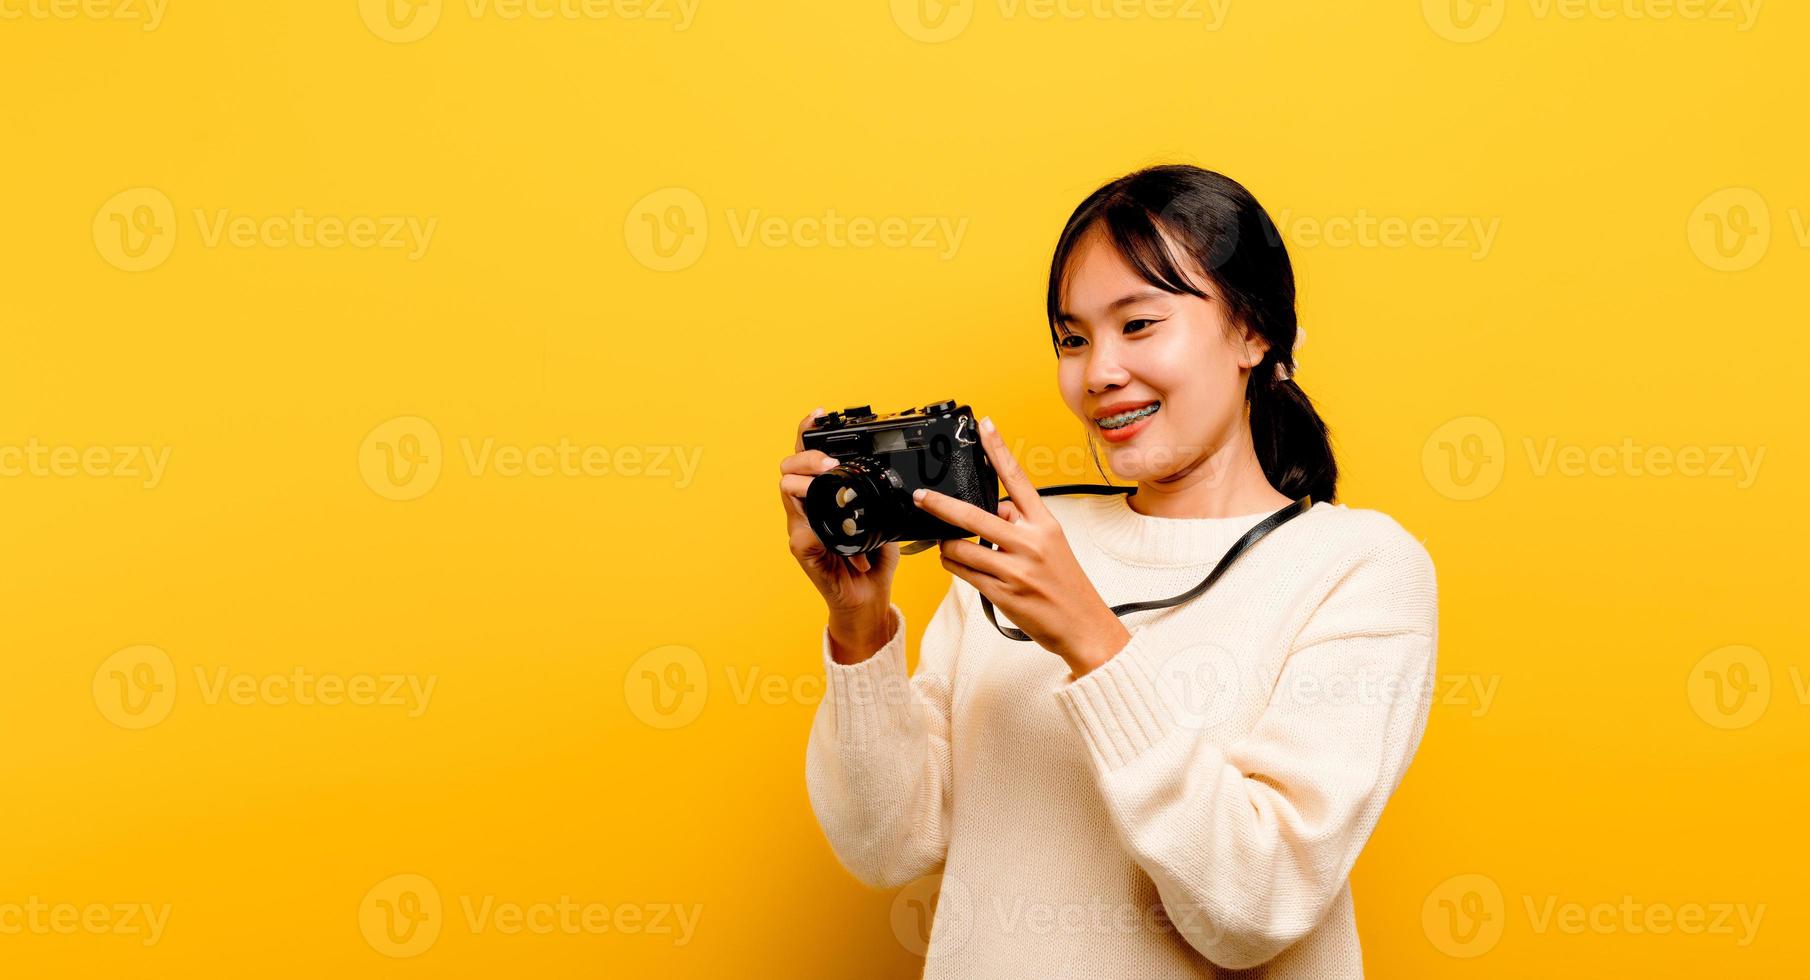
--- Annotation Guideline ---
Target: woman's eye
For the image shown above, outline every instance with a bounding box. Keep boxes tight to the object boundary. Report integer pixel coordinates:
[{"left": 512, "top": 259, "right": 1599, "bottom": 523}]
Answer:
[
  {"left": 1057, "top": 334, "right": 1087, "bottom": 350},
  {"left": 1125, "top": 318, "right": 1157, "bottom": 334}
]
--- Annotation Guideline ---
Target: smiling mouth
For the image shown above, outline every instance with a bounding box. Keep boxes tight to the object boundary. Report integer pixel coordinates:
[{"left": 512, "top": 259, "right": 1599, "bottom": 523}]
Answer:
[{"left": 1096, "top": 401, "right": 1161, "bottom": 430}]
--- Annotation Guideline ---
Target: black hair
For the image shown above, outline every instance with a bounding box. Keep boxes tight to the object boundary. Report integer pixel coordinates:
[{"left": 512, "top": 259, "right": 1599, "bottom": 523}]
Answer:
[{"left": 1045, "top": 164, "right": 1337, "bottom": 503}]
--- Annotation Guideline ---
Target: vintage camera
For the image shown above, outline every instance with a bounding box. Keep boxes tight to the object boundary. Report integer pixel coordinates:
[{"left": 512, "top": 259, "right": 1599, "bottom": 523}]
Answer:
[{"left": 802, "top": 399, "right": 999, "bottom": 556}]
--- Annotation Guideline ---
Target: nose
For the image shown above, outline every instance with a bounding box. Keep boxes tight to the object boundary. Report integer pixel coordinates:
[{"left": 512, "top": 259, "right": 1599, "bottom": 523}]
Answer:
[{"left": 1083, "top": 339, "right": 1131, "bottom": 395}]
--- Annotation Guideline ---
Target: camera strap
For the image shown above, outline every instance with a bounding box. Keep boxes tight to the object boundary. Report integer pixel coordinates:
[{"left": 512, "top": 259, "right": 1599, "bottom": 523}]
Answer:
[{"left": 974, "top": 486, "right": 1314, "bottom": 642}]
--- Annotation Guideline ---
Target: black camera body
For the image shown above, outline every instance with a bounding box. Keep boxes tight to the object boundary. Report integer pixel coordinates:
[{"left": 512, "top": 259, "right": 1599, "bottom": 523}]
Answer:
[{"left": 802, "top": 399, "right": 999, "bottom": 556}]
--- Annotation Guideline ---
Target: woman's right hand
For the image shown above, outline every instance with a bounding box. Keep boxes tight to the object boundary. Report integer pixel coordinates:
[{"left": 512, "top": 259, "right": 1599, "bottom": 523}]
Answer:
[{"left": 781, "top": 409, "right": 900, "bottom": 654}]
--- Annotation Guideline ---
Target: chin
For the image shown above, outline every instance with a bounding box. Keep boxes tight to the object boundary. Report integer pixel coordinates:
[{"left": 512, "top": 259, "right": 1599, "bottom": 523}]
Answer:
[
  {"left": 1100, "top": 432, "right": 1204, "bottom": 484},
  {"left": 1100, "top": 444, "right": 1167, "bottom": 483},
  {"left": 1101, "top": 455, "right": 1144, "bottom": 481}
]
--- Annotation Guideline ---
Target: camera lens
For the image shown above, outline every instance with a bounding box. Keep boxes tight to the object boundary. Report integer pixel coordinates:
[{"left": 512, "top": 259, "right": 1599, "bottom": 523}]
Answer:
[{"left": 803, "top": 456, "right": 907, "bottom": 556}]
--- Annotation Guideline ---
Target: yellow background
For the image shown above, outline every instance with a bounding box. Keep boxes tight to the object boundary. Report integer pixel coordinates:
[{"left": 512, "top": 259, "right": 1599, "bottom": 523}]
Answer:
[{"left": 2, "top": 0, "right": 1805, "bottom": 975}]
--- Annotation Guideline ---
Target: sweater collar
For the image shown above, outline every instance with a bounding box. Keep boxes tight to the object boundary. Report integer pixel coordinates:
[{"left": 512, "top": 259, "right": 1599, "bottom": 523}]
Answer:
[{"left": 1077, "top": 491, "right": 1325, "bottom": 567}]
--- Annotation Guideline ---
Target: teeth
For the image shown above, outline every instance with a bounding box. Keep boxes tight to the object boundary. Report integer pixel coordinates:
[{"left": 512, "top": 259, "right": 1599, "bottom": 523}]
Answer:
[{"left": 1098, "top": 402, "right": 1160, "bottom": 429}]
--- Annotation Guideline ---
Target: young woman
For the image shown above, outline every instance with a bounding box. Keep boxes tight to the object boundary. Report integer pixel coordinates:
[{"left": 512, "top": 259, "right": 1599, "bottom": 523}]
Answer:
[{"left": 778, "top": 165, "right": 1438, "bottom": 978}]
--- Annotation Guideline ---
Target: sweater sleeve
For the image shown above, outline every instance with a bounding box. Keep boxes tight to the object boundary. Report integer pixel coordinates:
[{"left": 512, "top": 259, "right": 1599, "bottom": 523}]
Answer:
[
  {"left": 804, "top": 579, "right": 967, "bottom": 889},
  {"left": 1052, "top": 529, "right": 1438, "bottom": 970}
]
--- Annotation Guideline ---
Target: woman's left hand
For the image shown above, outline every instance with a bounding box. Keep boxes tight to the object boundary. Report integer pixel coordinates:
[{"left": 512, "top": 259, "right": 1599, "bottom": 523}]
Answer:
[{"left": 912, "top": 416, "right": 1132, "bottom": 679}]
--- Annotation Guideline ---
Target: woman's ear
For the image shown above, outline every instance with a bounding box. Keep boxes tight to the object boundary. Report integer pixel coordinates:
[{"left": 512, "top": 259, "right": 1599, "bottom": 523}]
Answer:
[{"left": 1234, "top": 321, "right": 1271, "bottom": 369}]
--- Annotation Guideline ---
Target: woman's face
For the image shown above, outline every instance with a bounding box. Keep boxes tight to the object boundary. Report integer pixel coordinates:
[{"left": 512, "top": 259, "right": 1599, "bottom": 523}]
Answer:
[{"left": 1054, "top": 224, "right": 1269, "bottom": 483}]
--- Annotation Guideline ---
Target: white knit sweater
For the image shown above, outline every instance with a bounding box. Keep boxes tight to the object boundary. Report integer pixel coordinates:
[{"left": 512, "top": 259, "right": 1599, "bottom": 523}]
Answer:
[{"left": 804, "top": 491, "right": 1438, "bottom": 978}]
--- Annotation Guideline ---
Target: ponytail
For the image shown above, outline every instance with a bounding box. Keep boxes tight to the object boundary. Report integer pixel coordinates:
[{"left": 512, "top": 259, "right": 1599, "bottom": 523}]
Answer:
[{"left": 1248, "top": 365, "right": 1338, "bottom": 503}]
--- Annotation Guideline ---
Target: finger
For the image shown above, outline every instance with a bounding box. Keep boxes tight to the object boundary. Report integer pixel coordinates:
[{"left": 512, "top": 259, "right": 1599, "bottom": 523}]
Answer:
[
  {"left": 913, "top": 487, "right": 1019, "bottom": 545},
  {"left": 780, "top": 484, "right": 808, "bottom": 527},
  {"left": 781, "top": 450, "right": 841, "bottom": 477},
  {"left": 795, "top": 407, "right": 826, "bottom": 453},
  {"left": 977, "top": 416, "right": 1048, "bottom": 520},
  {"left": 847, "top": 553, "right": 871, "bottom": 573},
  {"left": 781, "top": 454, "right": 840, "bottom": 527},
  {"left": 787, "top": 513, "right": 823, "bottom": 555},
  {"left": 780, "top": 473, "right": 826, "bottom": 499},
  {"left": 939, "top": 537, "right": 1011, "bottom": 580},
  {"left": 997, "top": 500, "right": 1023, "bottom": 525},
  {"left": 940, "top": 554, "right": 1007, "bottom": 602}
]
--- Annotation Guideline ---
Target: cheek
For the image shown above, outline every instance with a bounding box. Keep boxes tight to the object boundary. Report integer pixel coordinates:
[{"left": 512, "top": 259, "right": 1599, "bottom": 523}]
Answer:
[
  {"left": 1129, "top": 334, "right": 1194, "bottom": 399},
  {"left": 1132, "top": 345, "right": 1237, "bottom": 446},
  {"left": 1056, "top": 359, "right": 1086, "bottom": 413}
]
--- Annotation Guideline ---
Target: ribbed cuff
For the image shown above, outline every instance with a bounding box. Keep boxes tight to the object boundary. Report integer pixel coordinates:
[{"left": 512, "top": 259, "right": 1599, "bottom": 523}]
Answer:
[
  {"left": 1053, "top": 626, "right": 1183, "bottom": 771},
  {"left": 819, "top": 603, "right": 911, "bottom": 748}
]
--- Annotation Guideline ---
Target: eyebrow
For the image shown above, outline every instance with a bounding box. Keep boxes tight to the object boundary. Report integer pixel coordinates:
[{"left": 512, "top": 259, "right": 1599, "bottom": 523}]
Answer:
[{"left": 1055, "top": 288, "right": 1171, "bottom": 326}]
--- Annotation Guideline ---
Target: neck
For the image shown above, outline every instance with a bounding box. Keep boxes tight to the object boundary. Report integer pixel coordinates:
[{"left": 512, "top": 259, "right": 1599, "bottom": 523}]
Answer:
[{"left": 1125, "top": 415, "right": 1293, "bottom": 519}]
